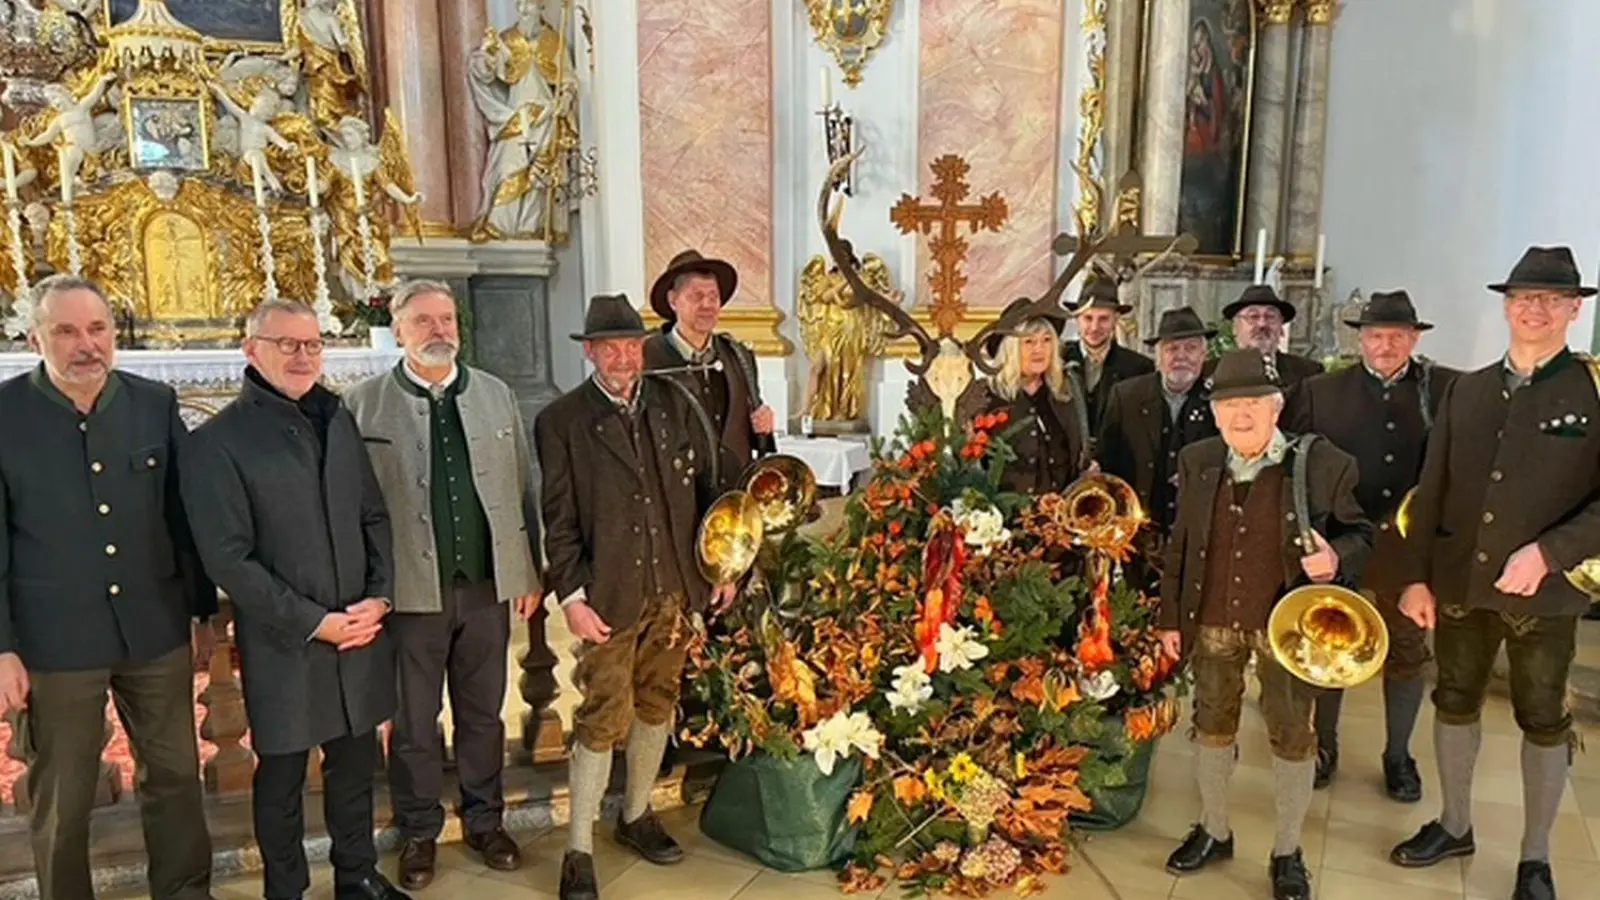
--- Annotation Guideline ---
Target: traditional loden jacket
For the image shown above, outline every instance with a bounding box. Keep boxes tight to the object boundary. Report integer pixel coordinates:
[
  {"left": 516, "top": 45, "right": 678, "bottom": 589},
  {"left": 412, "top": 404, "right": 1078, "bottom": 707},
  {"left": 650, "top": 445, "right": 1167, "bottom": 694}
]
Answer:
[{"left": 1096, "top": 372, "right": 1218, "bottom": 536}]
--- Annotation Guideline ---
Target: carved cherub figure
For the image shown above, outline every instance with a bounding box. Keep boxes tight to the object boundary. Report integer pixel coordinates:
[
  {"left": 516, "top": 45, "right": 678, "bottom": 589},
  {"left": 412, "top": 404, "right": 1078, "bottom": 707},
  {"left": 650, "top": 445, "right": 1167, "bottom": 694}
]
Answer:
[
  {"left": 24, "top": 71, "right": 116, "bottom": 195},
  {"left": 210, "top": 82, "right": 293, "bottom": 193}
]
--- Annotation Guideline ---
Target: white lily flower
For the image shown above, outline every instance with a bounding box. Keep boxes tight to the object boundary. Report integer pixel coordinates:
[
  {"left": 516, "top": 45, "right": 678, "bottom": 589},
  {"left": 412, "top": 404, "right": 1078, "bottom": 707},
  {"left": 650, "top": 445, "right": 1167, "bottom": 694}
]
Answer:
[
  {"left": 947, "top": 498, "right": 1011, "bottom": 554},
  {"left": 886, "top": 663, "right": 933, "bottom": 714},
  {"left": 934, "top": 623, "right": 990, "bottom": 673},
  {"left": 802, "top": 708, "right": 884, "bottom": 776},
  {"left": 1080, "top": 669, "right": 1121, "bottom": 701}
]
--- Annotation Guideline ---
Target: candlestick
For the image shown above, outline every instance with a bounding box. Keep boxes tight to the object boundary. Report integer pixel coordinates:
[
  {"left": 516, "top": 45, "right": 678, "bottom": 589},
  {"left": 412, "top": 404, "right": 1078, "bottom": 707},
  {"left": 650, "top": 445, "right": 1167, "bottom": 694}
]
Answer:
[
  {"left": 57, "top": 146, "right": 71, "bottom": 206},
  {"left": 1253, "top": 228, "right": 1266, "bottom": 285},
  {"left": 1313, "top": 233, "right": 1326, "bottom": 289},
  {"left": 3, "top": 144, "right": 16, "bottom": 203},
  {"left": 256, "top": 206, "right": 278, "bottom": 303},
  {"left": 820, "top": 67, "right": 831, "bottom": 109},
  {"left": 308, "top": 206, "right": 336, "bottom": 334},
  {"left": 251, "top": 158, "right": 266, "bottom": 208},
  {"left": 350, "top": 159, "right": 365, "bottom": 208},
  {"left": 305, "top": 156, "right": 319, "bottom": 207}
]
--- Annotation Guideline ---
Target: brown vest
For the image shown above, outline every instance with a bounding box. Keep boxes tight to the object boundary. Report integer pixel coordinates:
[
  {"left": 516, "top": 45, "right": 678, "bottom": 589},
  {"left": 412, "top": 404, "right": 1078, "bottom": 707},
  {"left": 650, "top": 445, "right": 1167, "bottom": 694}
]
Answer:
[{"left": 1199, "top": 467, "right": 1287, "bottom": 630}]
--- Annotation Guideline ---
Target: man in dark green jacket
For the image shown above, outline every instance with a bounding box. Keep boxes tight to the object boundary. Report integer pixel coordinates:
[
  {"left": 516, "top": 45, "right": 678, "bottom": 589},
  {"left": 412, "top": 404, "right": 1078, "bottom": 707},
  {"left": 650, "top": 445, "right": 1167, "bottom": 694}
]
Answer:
[
  {"left": 0, "top": 275, "right": 216, "bottom": 900},
  {"left": 1390, "top": 247, "right": 1600, "bottom": 900}
]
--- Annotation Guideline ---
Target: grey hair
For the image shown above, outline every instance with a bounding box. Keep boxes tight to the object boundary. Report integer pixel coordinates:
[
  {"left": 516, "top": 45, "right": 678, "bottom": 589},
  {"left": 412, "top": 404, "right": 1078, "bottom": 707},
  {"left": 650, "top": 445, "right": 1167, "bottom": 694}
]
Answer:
[
  {"left": 28, "top": 274, "right": 111, "bottom": 331},
  {"left": 245, "top": 299, "right": 316, "bottom": 337},
  {"left": 388, "top": 279, "right": 455, "bottom": 319}
]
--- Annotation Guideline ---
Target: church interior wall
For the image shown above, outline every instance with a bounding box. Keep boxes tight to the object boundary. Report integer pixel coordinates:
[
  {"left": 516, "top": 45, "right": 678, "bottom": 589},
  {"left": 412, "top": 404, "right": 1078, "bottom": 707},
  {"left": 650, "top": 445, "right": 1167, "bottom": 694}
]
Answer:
[{"left": 1322, "top": 0, "right": 1600, "bottom": 369}]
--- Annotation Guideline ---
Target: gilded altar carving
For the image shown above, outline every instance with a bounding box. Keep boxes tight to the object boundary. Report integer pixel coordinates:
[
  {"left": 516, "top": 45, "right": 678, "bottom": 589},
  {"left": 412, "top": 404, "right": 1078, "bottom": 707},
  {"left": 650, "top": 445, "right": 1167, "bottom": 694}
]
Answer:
[
  {"left": 805, "top": 0, "right": 893, "bottom": 88},
  {"left": 1304, "top": 0, "right": 1337, "bottom": 25},
  {"left": 0, "top": 0, "right": 416, "bottom": 346},
  {"left": 797, "top": 249, "right": 896, "bottom": 428},
  {"left": 1257, "top": 0, "right": 1295, "bottom": 25}
]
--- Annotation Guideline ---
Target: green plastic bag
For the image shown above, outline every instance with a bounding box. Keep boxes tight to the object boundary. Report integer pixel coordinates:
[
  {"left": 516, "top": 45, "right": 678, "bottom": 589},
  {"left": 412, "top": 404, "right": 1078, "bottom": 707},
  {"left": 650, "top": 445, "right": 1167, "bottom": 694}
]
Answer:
[
  {"left": 1070, "top": 737, "right": 1158, "bottom": 831},
  {"left": 699, "top": 751, "right": 861, "bottom": 871}
]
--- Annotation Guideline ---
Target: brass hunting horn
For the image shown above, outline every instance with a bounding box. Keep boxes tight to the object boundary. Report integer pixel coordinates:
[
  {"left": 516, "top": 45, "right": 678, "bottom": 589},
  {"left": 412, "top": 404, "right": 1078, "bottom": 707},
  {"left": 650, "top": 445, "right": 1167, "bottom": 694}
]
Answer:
[
  {"left": 695, "top": 454, "right": 819, "bottom": 586},
  {"left": 1056, "top": 472, "right": 1147, "bottom": 558},
  {"left": 1267, "top": 435, "right": 1389, "bottom": 689}
]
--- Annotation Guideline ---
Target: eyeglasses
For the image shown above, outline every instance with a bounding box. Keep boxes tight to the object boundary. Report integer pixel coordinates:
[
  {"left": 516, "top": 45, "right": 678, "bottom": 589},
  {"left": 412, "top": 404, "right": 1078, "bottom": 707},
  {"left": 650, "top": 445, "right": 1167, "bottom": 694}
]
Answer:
[{"left": 254, "top": 336, "right": 324, "bottom": 356}]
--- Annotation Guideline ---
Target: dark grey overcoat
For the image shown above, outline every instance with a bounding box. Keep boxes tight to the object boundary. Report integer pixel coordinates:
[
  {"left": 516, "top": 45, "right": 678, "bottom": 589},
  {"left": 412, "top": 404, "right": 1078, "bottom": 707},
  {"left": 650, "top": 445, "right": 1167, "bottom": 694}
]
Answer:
[{"left": 183, "top": 370, "right": 396, "bottom": 756}]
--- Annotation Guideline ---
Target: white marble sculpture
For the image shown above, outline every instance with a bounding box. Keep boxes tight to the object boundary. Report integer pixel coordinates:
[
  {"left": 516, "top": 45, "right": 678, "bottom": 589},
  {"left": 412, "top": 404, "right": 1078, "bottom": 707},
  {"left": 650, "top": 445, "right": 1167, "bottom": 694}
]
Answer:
[{"left": 23, "top": 71, "right": 116, "bottom": 195}]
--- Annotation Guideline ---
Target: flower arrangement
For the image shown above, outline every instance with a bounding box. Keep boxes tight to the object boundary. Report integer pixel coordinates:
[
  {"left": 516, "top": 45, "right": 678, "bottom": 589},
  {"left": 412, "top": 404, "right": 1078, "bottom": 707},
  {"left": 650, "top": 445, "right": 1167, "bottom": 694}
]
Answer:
[
  {"left": 682, "top": 409, "right": 1184, "bottom": 896},
  {"left": 349, "top": 293, "right": 392, "bottom": 329}
]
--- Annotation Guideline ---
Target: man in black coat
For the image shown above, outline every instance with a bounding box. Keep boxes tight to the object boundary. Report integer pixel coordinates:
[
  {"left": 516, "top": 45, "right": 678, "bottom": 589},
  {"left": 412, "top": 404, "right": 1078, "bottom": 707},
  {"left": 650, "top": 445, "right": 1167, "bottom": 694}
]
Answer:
[
  {"left": 1283, "top": 291, "right": 1458, "bottom": 800},
  {"left": 1204, "top": 285, "right": 1324, "bottom": 390},
  {"left": 1062, "top": 277, "right": 1155, "bottom": 433},
  {"left": 1098, "top": 306, "right": 1219, "bottom": 537},
  {"left": 183, "top": 299, "right": 410, "bottom": 900},
  {"left": 0, "top": 275, "right": 216, "bottom": 900}
]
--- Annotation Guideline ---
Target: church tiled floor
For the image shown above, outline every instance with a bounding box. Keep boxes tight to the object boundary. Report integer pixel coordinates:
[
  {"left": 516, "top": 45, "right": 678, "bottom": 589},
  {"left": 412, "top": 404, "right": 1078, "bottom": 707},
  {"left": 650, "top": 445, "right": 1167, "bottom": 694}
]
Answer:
[{"left": 103, "top": 677, "right": 1600, "bottom": 900}]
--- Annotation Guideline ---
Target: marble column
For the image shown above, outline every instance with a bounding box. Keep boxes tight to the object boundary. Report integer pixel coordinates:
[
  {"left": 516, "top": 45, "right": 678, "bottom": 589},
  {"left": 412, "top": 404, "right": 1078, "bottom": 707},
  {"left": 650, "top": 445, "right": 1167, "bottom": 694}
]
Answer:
[
  {"left": 1138, "top": 0, "right": 1190, "bottom": 234},
  {"left": 1285, "top": 0, "right": 1336, "bottom": 255},
  {"left": 438, "top": 0, "right": 490, "bottom": 231},
  {"left": 1102, "top": 0, "right": 1145, "bottom": 184},
  {"left": 379, "top": 0, "right": 454, "bottom": 226},
  {"left": 1244, "top": 0, "right": 1294, "bottom": 253}
]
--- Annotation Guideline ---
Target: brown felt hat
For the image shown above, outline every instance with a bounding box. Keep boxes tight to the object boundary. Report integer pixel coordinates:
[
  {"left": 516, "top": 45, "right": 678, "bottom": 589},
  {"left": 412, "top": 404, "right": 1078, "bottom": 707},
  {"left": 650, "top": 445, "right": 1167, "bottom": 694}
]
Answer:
[
  {"left": 570, "top": 293, "right": 649, "bottom": 341},
  {"left": 1144, "top": 306, "right": 1217, "bottom": 346},
  {"left": 649, "top": 249, "right": 739, "bottom": 321},
  {"left": 1222, "top": 284, "right": 1297, "bottom": 323},
  {"left": 1207, "top": 349, "right": 1284, "bottom": 401},
  {"left": 984, "top": 296, "right": 1066, "bottom": 356}
]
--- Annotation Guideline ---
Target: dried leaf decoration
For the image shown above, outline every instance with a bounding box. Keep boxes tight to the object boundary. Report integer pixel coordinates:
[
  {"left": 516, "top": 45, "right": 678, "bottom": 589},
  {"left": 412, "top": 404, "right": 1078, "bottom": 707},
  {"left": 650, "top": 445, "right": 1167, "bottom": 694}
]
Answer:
[
  {"left": 766, "top": 639, "right": 820, "bottom": 726},
  {"left": 893, "top": 774, "right": 928, "bottom": 806},
  {"left": 847, "top": 788, "right": 875, "bottom": 824}
]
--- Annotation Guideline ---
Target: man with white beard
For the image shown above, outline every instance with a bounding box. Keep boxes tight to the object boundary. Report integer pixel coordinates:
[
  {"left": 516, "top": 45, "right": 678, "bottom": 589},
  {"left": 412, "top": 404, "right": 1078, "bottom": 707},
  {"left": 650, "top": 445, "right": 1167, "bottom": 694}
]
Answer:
[
  {"left": 343, "top": 280, "right": 549, "bottom": 890},
  {"left": 1097, "top": 307, "right": 1220, "bottom": 537}
]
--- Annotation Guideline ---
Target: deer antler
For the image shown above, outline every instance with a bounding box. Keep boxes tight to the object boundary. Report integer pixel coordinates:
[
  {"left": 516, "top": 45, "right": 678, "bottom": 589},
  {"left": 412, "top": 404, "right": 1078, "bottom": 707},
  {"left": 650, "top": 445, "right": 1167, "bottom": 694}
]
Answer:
[
  {"left": 963, "top": 233, "right": 1108, "bottom": 376},
  {"left": 1129, "top": 234, "right": 1198, "bottom": 283},
  {"left": 817, "top": 149, "right": 940, "bottom": 376}
]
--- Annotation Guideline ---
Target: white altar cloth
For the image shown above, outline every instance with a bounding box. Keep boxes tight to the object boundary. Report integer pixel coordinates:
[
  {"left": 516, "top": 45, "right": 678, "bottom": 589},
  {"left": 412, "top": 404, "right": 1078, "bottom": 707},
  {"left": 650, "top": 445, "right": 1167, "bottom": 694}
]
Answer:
[
  {"left": 776, "top": 435, "right": 873, "bottom": 489},
  {"left": 0, "top": 347, "right": 403, "bottom": 389}
]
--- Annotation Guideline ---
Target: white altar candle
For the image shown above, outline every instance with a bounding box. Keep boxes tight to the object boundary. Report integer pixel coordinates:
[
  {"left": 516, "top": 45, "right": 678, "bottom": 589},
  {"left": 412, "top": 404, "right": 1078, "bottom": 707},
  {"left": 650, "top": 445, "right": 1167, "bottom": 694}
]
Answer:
[
  {"left": 57, "top": 146, "right": 70, "bottom": 205},
  {"left": 305, "top": 156, "right": 319, "bottom": 208},
  {"left": 252, "top": 158, "right": 266, "bottom": 207},
  {"left": 1313, "top": 233, "right": 1326, "bottom": 289},
  {"left": 3, "top": 143, "right": 17, "bottom": 202},
  {"left": 820, "top": 67, "right": 831, "bottom": 109},
  {"left": 1253, "top": 228, "right": 1266, "bottom": 285},
  {"left": 350, "top": 159, "right": 365, "bottom": 208}
]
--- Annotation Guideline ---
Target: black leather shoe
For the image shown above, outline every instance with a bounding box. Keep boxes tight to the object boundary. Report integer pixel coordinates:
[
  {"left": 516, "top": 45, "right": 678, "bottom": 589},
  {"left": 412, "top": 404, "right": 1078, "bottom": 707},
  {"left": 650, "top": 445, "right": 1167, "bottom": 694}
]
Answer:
[
  {"left": 396, "top": 838, "right": 435, "bottom": 890},
  {"left": 1165, "top": 824, "right": 1233, "bottom": 874},
  {"left": 335, "top": 873, "right": 413, "bottom": 900},
  {"left": 616, "top": 808, "right": 685, "bottom": 865},
  {"left": 1314, "top": 746, "right": 1338, "bottom": 790},
  {"left": 1390, "top": 820, "right": 1475, "bottom": 867},
  {"left": 466, "top": 827, "right": 522, "bottom": 871},
  {"left": 1383, "top": 755, "right": 1423, "bottom": 803},
  {"left": 560, "top": 851, "right": 600, "bottom": 900},
  {"left": 1514, "top": 860, "right": 1557, "bottom": 900},
  {"left": 1269, "top": 850, "right": 1311, "bottom": 900}
]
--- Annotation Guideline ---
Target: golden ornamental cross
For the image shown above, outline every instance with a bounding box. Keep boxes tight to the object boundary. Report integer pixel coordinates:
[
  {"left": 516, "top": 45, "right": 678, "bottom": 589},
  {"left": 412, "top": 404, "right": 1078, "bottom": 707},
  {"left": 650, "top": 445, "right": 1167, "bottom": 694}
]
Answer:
[{"left": 889, "top": 154, "right": 1008, "bottom": 336}]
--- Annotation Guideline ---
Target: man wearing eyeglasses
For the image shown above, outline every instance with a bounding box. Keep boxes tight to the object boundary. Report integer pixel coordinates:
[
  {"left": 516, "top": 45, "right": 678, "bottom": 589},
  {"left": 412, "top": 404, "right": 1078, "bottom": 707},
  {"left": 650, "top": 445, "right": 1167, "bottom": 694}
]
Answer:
[
  {"left": 183, "top": 299, "right": 411, "bottom": 900},
  {"left": 1389, "top": 247, "right": 1600, "bottom": 900},
  {"left": 0, "top": 275, "right": 217, "bottom": 900},
  {"left": 344, "top": 280, "right": 549, "bottom": 889},
  {"left": 1204, "top": 286, "right": 1324, "bottom": 391}
]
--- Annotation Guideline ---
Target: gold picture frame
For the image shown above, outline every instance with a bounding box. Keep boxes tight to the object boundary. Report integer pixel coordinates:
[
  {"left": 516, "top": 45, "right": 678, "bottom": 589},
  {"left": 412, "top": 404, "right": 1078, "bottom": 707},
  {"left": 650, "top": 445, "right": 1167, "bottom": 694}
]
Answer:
[
  {"left": 103, "top": 0, "right": 300, "bottom": 53},
  {"left": 805, "top": 0, "right": 894, "bottom": 87},
  {"left": 123, "top": 93, "right": 212, "bottom": 173}
]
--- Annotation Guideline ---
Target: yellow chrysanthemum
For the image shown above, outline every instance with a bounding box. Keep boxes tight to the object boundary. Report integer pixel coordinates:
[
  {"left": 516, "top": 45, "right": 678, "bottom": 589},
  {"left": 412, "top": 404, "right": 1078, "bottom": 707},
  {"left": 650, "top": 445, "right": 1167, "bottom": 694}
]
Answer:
[
  {"left": 923, "top": 768, "right": 947, "bottom": 800},
  {"left": 949, "top": 753, "right": 979, "bottom": 784}
]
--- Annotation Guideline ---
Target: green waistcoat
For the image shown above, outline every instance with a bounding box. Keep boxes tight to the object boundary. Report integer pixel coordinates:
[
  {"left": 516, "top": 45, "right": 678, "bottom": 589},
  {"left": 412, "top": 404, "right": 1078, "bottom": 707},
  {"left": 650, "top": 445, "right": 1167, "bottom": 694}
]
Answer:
[{"left": 394, "top": 365, "right": 492, "bottom": 586}]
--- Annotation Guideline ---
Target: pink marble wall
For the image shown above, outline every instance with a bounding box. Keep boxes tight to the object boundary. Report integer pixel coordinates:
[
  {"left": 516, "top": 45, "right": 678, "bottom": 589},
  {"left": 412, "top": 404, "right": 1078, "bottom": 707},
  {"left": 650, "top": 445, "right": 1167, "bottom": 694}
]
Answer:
[
  {"left": 638, "top": 1, "right": 772, "bottom": 308},
  {"left": 917, "top": 0, "right": 1065, "bottom": 309}
]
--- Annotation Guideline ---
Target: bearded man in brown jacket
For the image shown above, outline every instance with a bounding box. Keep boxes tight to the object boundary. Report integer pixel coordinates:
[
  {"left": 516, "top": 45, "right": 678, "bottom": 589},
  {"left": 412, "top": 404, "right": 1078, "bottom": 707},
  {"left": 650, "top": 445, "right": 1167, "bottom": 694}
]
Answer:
[
  {"left": 535, "top": 294, "right": 739, "bottom": 900},
  {"left": 1388, "top": 247, "right": 1600, "bottom": 900},
  {"left": 1157, "top": 350, "right": 1371, "bottom": 900}
]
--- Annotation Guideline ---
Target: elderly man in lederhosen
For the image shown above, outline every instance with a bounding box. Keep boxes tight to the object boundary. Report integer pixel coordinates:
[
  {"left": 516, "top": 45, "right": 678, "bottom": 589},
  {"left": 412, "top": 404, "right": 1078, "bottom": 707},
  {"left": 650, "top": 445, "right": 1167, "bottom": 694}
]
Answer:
[
  {"left": 1157, "top": 350, "right": 1371, "bottom": 900},
  {"left": 974, "top": 297, "right": 1087, "bottom": 494},
  {"left": 1098, "top": 306, "right": 1219, "bottom": 538},
  {"left": 643, "top": 249, "right": 776, "bottom": 491},
  {"left": 536, "top": 295, "right": 739, "bottom": 900},
  {"left": 1283, "top": 290, "right": 1460, "bottom": 801},
  {"left": 1062, "top": 277, "right": 1154, "bottom": 432},
  {"left": 1389, "top": 247, "right": 1600, "bottom": 900},
  {"left": 1204, "top": 285, "right": 1324, "bottom": 391}
]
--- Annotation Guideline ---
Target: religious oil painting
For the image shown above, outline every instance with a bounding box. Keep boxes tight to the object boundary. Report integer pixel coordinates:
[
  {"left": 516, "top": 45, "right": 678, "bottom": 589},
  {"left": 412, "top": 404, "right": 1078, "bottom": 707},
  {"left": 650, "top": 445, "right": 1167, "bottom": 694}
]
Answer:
[
  {"left": 1177, "top": 0, "right": 1255, "bottom": 257},
  {"left": 125, "top": 96, "right": 210, "bottom": 173},
  {"left": 106, "top": 0, "right": 286, "bottom": 46}
]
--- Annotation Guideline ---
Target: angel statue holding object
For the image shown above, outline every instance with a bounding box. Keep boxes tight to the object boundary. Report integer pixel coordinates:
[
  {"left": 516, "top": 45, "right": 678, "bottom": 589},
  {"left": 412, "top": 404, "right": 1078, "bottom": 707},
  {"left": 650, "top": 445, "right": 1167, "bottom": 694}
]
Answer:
[
  {"left": 24, "top": 71, "right": 116, "bottom": 196},
  {"left": 468, "top": 0, "right": 579, "bottom": 242},
  {"left": 797, "top": 243, "right": 893, "bottom": 429},
  {"left": 324, "top": 114, "right": 422, "bottom": 296},
  {"left": 296, "top": 0, "right": 368, "bottom": 130},
  {"left": 210, "top": 83, "right": 293, "bottom": 194}
]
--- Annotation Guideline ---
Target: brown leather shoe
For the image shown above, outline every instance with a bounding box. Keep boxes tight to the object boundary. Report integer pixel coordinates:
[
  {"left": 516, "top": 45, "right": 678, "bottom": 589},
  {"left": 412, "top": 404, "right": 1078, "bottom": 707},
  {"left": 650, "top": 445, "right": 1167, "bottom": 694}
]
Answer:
[
  {"left": 396, "top": 838, "right": 435, "bottom": 890},
  {"left": 466, "top": 827, "right": 522, "bottom": 871}
]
